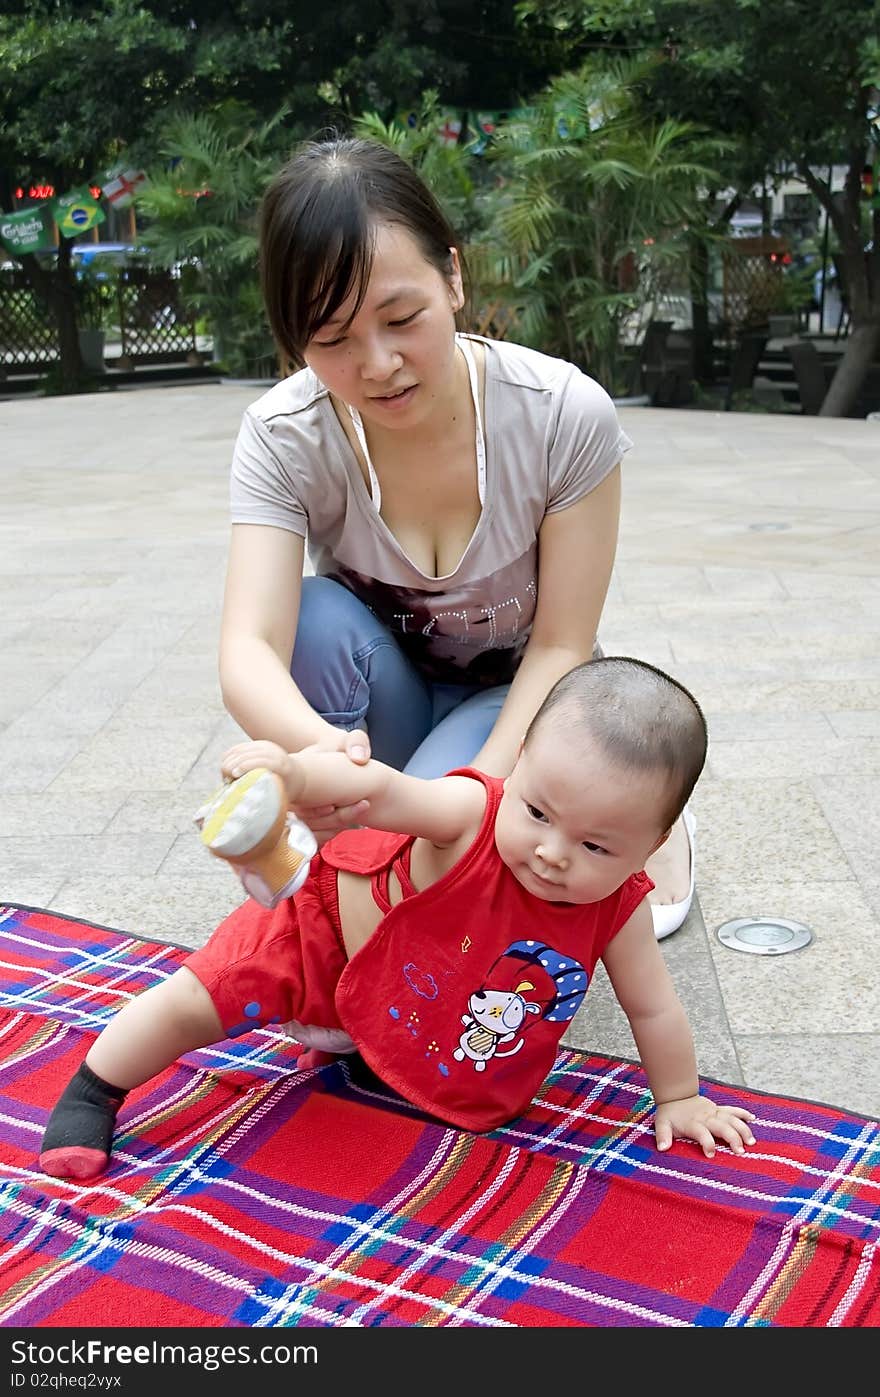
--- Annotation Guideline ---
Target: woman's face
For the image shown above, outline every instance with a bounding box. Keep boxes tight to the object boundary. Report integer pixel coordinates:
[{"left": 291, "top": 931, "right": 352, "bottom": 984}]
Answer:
[{"left": 303, "top": 221, "right": 464, "bottom": 430}]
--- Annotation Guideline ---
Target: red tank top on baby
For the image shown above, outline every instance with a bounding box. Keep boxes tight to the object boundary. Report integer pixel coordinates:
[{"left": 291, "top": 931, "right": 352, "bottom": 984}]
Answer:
[{"left": 330, "top": 768, "right": 651, "bottom": 1131}]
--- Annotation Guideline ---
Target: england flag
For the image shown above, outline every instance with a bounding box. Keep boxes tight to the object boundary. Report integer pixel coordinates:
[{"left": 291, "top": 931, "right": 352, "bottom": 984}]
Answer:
[{"left": 101, "top": 168, "right": 147, "bottom": 209}]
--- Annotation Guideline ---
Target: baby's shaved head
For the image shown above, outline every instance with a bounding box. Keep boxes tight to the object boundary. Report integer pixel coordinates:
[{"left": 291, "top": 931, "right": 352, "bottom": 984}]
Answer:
[{"left": 524, "top": 658, "right": 707, "bottom": 831}]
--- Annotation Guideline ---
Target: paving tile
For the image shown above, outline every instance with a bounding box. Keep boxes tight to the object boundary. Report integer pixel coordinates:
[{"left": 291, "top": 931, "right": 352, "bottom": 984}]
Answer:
[
  {"left": 701, "top": 712, "right": 834, "bottom": 741},
  {"left": 1, "top": 883, "right": 66, "bottom": 913},
  {"left": 699, "top": 878, "right": 880, "bottom": 1036},
  {"left": 47, "top": 721, "right": 220, "bottom": 793},
  {"left": 825, "top": 710, "right": 880, "bottom": 737},
  {"left": 692, "top": 779, "right": 850, "bottom": 884},
  {"left": 675, "top": 677, "right": 880, "bottom": 714},
  {"left": 735, "top": 1036, "right": 880, "bottom": 1120},
  {"left": 48, "top": 875, "right": 243, "bottom": 948},
  {"left": 107, "top": 789, "right": 217, "bottom": 835},
  {"left": 0, "top": 668, "right": 72, "bottom": 726},
  {"left": 1, "top": 832, "right": 176, "bottom": 880},
  {"left": 707, "top": 736, "right": 880, "bottom": 780},
  {"left": 0, "top": 792, "right": 126, "bottom": 838},
  {"left": 0, "top": 736, "right": 83, "bottom": 793}
]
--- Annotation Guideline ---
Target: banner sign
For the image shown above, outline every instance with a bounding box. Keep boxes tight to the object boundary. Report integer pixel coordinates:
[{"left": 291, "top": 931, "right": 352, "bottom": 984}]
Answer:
[
  {"left": 0, "top": 203, "right": 55, "bottom": 256},
  {"left": 51, "top": 185, "right": 106, "bottom": 237}
]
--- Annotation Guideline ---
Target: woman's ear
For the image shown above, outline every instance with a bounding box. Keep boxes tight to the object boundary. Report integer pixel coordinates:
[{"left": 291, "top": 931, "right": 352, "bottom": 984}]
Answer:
[{"left": 447, "top": 247, "right": 465, "bottom": 312}]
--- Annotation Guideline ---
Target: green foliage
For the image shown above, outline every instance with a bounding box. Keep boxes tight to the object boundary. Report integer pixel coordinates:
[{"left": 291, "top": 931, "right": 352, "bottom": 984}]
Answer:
[
  {"left": 352, "top": 95, "right": 501, "bottom": 245},
  {"left": 135, "top": 103, "right": 296, "bottom": 375},
  {"left": 351, "top": 97, "right": 519, "bottom": 341},
  {"left": 477, "top": 58, "right": 724, "bottom": 393}
]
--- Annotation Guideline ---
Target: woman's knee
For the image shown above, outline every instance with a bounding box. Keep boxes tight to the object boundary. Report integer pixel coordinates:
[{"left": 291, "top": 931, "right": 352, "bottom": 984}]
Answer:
[
  {"left": 291, "top": 577, "right": 385, "bottom": 726},
  {"left": 292, "top": 578, "right": 433, "bottom": 758},
  {"left": 403, "top": 685, "right": 509, "bottom": 778}
]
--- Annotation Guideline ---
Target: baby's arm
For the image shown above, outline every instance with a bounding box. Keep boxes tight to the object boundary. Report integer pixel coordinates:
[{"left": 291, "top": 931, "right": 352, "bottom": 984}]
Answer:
[
  {"left": 222, "top": 740, "right": 485, "bottom": 848},
  {"left": 602, "top": 903, "right": 756, "bottom": 1158}
]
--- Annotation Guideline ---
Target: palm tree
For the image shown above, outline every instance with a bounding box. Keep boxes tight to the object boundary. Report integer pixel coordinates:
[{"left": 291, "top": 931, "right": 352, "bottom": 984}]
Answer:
[
  {"left": 135, "top": 102, "right": 295, "bottom": 376},
  {"left": 478, "top": 58, "right": 723, "bottom": 395}
]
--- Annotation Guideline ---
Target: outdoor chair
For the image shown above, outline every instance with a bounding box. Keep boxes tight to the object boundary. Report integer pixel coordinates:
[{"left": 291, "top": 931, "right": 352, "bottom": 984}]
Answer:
[
  {"left": 693, "top": 327, "right": 768, "bottom": 411},
  {"left": 722, "top": 329, "right": 768, "bottom": 410},
  {"left": 631, "top": 318, "right": 673, "bottom": 398},
  {"left": 786, "top": 340, "right": 836, "bottom": 414}
]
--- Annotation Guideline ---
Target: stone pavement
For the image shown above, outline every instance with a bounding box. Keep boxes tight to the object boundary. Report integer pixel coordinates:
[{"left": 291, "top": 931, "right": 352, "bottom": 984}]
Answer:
[{"left": 2, "top": 385, "right": 879, "bottom": 1117}]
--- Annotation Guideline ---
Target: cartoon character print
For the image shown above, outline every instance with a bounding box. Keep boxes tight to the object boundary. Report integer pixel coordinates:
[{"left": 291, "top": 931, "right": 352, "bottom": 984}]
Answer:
[
  {"left": 452, "top": 939, "right": 588, "bottom": 1074},
  {"left": 453, "top": 980, "right": 542, "bottom": 1071}
]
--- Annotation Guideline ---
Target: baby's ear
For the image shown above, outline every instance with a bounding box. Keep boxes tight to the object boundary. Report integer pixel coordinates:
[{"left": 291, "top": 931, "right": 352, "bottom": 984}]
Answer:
[{"left": 648, "top": 828, "right": 672, "bottom": 857}]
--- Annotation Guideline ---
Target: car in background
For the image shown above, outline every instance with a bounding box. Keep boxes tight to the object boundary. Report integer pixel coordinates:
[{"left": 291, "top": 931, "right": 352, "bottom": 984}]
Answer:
[{"left": 70, "top": 242, "right": 148, "bottom": 279}]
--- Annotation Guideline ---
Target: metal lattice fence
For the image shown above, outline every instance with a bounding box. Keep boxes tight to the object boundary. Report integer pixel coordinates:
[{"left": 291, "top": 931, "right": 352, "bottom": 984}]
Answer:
[
  {"left": 722, "top": 236, "right": 789, "bottom": 329},
  {"left": 114, "top": 267, "right": 198, "bottom": 364},
  {"left": 0, "top": 264, "right": 198, "bottom": 375},
  {"left": 0, "top": 273, "right": 59, "bottom": 366}
]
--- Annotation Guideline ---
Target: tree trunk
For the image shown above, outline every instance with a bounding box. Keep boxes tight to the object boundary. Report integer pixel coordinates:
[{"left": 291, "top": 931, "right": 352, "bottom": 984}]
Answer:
[
  {"left": 20, "top": 248, "right": 86, "bottom": 393},
  {"left": 51, "top": 280, "right": 86, "bottom": 391},
  {"left": 803, "top": 156, "right": 880, "bottom": 418},
  {"left": 820, "top": 320, "right": 880, "bottom": 417},
  {"left": 687, "top": 233, "right": 714, "bottom": 384}
]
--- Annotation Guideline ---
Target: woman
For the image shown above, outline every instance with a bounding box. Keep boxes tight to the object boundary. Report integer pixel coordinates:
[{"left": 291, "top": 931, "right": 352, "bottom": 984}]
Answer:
[{"left": 219, "top": 136, "right": 694, "bottom": 938}]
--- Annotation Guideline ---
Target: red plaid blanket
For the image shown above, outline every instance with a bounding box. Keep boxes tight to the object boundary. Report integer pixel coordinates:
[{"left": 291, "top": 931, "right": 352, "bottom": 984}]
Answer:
[{"left": 1, "top": 904, "right": 878, "bottom": 1328}]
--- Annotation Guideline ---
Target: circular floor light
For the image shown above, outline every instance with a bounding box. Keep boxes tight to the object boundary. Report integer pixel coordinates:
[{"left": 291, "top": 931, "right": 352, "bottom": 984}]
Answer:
[{"left": 716, "top": 917, "right": 813, "bottom": 956}]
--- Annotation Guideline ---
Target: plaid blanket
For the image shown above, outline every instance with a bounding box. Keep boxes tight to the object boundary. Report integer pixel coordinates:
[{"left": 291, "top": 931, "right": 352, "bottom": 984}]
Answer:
[{"left": 1, "top": 903, "right": 878, "bottom": 1328}]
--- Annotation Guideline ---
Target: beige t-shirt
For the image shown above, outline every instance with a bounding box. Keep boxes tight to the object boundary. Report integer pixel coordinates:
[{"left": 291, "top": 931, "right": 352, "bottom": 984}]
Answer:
[{"left": 230, "top": 334, "right": 632, "bottom": 686}]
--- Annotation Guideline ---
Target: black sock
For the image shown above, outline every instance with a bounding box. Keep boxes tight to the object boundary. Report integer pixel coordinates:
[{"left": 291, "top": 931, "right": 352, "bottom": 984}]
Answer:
[{"left": 39, "top": 1062, "right": 128, "bottom": 1179}]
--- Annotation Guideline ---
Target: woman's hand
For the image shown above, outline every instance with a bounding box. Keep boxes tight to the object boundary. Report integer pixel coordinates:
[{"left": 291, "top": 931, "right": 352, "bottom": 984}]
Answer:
[
  {"left": 288, "top": 728, "right": 372, "bottom": 846},
  {"left": 221, "top": 730, "right": 372, "bottom": 846}
]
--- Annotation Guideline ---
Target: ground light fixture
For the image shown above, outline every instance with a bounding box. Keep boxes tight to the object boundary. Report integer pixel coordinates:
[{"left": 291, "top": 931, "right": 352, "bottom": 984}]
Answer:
[{"left": 716, "top": 916, "right": 813, "bottom": 955}]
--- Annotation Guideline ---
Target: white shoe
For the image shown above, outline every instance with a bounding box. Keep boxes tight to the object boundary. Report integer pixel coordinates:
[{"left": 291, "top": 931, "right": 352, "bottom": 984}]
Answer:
[{"left": 651, "top": 806, "right": 697, "bottom": 941}]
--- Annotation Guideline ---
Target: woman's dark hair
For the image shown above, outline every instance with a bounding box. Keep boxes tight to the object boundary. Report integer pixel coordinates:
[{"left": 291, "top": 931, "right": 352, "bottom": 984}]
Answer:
[{"left": 260, "top": 135, "right": 468, "bottom": 369}]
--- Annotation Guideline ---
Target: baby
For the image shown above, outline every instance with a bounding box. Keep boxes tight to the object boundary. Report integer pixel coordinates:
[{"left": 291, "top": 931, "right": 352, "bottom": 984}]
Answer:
[{"left": 40, "top": 657, "right": 755, "bottom": 1178}]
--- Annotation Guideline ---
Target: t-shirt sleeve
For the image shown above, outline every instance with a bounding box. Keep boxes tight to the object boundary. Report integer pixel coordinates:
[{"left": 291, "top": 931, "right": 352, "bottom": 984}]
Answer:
[
  {"left": 546, "top": 367, "right": 633, "bottom": 514},
  {"left": 229, "top": 409, "right": 309, "bottom": 536}
]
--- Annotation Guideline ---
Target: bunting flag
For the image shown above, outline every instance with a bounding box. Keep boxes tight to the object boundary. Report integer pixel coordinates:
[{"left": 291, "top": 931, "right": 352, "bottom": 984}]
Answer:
[
  {"left": 51, "top": 185, "right": 106, "bottom": 238},
  {"left": 0, "top": 203, "right": 55, "bottom": 256},
  {"left": 466, "top": 111, "right": 499, "bottom": 155},
  {"left": 436, "top": 111, "right": 463, "bottom": 147},
  {"left": 554, "top": 103, "right": 586, "bottom": 141},
  {"left": 100, "top": 166, "right": 147, "bottom": 208}
]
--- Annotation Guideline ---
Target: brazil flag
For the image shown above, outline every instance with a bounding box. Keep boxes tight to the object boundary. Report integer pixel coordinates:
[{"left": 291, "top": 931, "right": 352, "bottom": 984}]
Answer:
[{"left": 52, "top": 186, "right": 106, "bottom": 238}]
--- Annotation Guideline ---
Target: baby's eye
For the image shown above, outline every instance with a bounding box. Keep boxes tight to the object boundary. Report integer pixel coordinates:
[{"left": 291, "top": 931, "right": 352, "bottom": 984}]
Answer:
[
  {"left": 526, "top": 803, "right": 548, "bottom": 823},
  {"left": 582, "top": 841, "right": 607, "bottom": 855}
]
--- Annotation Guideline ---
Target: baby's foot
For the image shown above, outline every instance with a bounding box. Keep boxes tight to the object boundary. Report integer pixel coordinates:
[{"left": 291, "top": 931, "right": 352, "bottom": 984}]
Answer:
[{"left": 39, "top": 1062, "right": 127, "bottom": 1179}]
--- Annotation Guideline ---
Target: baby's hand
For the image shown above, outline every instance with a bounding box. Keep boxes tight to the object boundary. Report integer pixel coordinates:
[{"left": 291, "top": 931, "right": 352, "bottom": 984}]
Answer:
[
  {"left": 221, "top": 740, "right": 296, "bottom": 794},
  {"left": 654, "top": 1095, "right": 757, "bottom": 1159}
]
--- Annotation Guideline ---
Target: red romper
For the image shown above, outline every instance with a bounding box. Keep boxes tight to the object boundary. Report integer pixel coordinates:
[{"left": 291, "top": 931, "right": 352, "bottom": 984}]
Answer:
[{"left": 185, "top": 768, "right": 652, "bottom": 1131}]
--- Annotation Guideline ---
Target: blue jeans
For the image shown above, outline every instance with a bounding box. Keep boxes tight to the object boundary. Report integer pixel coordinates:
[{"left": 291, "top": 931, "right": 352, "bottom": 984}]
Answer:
[{"left": 290, "top": 576, "right": 510, "bottom": 777}]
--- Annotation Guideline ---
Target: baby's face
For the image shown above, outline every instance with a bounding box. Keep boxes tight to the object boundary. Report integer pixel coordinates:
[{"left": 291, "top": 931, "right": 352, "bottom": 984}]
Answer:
[{"left": 494, "top": 729, "right": 671, "bottom": 904}]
